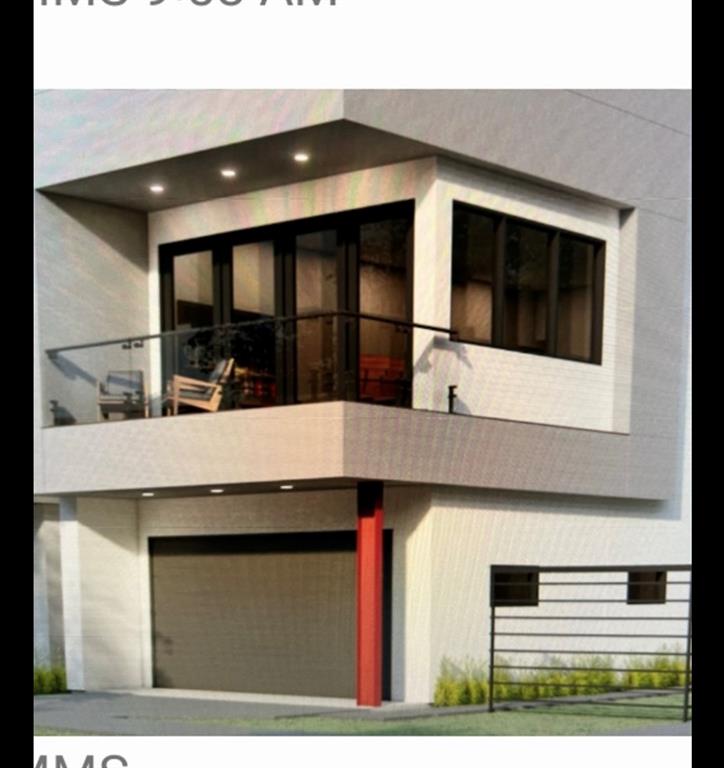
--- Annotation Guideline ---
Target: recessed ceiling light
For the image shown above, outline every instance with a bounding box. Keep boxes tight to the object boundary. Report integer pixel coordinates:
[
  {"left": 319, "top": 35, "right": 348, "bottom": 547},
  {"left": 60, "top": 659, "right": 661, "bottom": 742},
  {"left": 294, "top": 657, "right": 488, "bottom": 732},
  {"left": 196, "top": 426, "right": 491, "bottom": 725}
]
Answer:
[
  {"left": 293, "top": 152, "right": 310, "bottom": 163},
  {"left": 149, "top": 184, "right": 165, "bottom": 194},
  {"left": 220, "top": 168, "right": 237, "bottom": 178},
  {"left": 210, "top": 488, "right": 225, "bottom": 494},
  {"left": 280, "top": 484, "right": 294, "bottom": 490},
  {"left": 141, "top": 492, "right": 155, "bottom": 498}
]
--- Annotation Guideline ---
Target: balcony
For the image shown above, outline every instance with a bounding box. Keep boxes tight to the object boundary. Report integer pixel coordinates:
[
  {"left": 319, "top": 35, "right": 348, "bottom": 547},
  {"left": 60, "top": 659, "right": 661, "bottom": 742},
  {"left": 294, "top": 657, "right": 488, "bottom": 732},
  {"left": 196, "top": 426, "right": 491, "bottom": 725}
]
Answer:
[{"left": 43, "top": 312, "right": 454, "bottom": 428}]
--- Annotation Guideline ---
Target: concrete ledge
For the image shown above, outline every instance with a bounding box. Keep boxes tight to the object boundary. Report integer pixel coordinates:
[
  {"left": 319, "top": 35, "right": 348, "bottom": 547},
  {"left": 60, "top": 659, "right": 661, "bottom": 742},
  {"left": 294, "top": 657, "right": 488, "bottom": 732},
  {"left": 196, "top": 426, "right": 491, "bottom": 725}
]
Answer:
[{"left": 38, "top": 401, "right": 673, "bottom": 500}]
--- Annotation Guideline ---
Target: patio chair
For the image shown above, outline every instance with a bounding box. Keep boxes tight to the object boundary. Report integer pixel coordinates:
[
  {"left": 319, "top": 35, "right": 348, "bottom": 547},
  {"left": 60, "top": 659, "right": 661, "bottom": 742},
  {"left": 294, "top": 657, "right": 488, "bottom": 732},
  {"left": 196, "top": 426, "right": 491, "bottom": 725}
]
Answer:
[
  {"left": 166, "top": 357, "right": 235, "bottom": 415},
  {"left": 97, "top": 370, "right": 149, "bottom": 421}
]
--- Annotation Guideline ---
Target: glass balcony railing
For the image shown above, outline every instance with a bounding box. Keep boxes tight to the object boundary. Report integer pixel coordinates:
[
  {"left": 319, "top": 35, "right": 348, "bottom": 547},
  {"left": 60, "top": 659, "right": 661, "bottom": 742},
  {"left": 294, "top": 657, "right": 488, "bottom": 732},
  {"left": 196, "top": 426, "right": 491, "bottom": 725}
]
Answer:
[{"left": 42, "top": 312, "right": 453, "bottom": 427}]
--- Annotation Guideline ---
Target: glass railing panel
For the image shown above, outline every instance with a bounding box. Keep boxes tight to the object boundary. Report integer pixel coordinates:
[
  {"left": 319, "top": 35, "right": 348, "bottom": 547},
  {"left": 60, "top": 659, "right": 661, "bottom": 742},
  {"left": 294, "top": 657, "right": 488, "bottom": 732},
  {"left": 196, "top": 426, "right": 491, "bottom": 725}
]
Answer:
[
  {"left": 160, "top": 321, "right": 280, "bottom": 415},
  {"left": 225, "top": 320, "right": 279, "bottom": 410},
  {"left": 295, "top": 315, "right": 340, "bottom": 404},
  {"left": 44, "top": 340, "right": 135, "bottom": 427},
  {"left": 42, "top": 313, "right": 443, "bottom": 426}
]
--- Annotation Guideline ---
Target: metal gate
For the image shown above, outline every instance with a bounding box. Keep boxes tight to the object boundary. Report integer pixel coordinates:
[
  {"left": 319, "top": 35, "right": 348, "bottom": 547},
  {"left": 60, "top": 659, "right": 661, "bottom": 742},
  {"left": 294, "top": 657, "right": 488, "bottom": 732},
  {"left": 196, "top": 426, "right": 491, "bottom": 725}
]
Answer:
[{"left": 488, "top": 565, "right": 692, "bottom": 721}]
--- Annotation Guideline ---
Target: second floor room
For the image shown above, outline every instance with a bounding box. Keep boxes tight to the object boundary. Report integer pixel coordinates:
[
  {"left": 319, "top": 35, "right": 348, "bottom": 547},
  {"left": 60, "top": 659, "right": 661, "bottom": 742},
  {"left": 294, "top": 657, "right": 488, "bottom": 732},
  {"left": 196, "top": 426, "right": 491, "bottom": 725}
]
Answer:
[{"left": 33, "top": 90, "right": 691, "bottom": 500}]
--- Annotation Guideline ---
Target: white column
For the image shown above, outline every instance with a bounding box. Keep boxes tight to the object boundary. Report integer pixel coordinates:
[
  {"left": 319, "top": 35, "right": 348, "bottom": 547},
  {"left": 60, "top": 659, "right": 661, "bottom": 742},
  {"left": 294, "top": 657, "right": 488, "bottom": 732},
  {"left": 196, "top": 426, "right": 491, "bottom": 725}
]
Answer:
[
  {"left": 412, "top": 160, "right": 448, "bottom": 413},
  {"left": 33, "top": 505, "right": 51, "bottom": 666},
  {"left": 59, "top": 497, "right": 85, "bottom": 690},
  {"left": 401, "top": 496, "right": 435, "bottom": 702}
]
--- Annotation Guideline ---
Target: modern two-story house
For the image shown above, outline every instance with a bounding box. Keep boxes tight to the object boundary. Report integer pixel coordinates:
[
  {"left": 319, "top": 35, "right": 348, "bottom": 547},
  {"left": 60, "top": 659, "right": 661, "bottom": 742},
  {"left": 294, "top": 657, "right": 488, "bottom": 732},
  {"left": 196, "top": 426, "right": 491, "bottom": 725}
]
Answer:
[{"left": 33, "top": 90, "right": 691, "bottom": 706}]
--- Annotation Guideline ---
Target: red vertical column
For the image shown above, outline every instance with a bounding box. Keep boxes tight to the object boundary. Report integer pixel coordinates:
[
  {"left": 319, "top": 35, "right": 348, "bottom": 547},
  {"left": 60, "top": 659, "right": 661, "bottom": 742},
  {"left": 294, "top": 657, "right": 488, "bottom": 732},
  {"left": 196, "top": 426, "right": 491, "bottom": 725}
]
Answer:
[{"left": 356, "top": 480, "right": 384, "bottom": 707}]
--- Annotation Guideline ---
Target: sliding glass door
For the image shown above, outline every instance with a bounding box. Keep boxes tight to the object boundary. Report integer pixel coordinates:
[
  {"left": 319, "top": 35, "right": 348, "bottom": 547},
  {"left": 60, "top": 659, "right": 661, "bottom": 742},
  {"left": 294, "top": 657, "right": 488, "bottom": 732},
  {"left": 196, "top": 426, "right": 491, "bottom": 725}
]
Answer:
[
  {"left": 358, "top": 216, "right": 412, "bottom": 405},
  {"left": 167, "top": 249, "right": 217, "bottom": 380},
  {"left": 230, "top": 242, "right": 277, "bottom": 406},
  {"left": 159, "top": 201, "right": 414, "bottom": 411},
  {"left": 295, "top": 230, "right": 339, "bottom": 403}
]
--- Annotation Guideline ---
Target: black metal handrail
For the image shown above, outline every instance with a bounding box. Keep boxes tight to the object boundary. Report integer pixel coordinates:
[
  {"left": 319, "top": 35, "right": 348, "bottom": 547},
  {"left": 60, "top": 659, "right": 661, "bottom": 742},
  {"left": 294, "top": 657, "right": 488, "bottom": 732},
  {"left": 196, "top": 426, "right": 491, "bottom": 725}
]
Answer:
[{"left": 45, "top": 310, "right": 457, "bottom": 357}]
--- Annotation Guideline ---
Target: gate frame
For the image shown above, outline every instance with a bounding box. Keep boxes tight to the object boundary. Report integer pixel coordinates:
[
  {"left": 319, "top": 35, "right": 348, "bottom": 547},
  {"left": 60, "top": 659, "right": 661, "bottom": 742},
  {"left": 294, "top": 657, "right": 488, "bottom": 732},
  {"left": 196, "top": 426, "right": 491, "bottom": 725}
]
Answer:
[{"left": 488, "top": 564, "right": 692, "bottom": 722}]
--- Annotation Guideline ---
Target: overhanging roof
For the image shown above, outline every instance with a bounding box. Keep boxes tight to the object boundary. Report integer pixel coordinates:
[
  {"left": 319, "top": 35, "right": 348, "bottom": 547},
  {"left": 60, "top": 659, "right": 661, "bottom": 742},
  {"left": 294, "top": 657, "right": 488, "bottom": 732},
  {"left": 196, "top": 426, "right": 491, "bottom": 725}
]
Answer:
[
  {"left": 34, "top": 90, "right": 690, "bottom": 218},
  {"left": 38, "top": 121, "right": 438, "bottom": 213}
]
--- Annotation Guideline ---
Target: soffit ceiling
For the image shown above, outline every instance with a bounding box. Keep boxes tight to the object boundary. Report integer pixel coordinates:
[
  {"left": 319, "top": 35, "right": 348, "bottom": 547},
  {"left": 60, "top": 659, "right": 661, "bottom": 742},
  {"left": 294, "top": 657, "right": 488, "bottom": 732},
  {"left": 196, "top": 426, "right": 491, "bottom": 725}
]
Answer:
[
  {"left": 38, "top": 121, "right": 439, "bottom": 213},
  {"left": 78, "top": 477, "right": 412, "bottom": 500}
]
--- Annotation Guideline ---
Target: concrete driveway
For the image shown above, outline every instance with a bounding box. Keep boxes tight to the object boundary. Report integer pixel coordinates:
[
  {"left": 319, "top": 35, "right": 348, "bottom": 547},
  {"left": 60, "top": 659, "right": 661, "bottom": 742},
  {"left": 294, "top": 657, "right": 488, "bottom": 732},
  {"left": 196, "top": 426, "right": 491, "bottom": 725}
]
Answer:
[
  {"left": 34, "top": 690, "right": 359, "bottom": 736},
  {"left": 34, "top": 690, "right": 693, "bottom": 737}
]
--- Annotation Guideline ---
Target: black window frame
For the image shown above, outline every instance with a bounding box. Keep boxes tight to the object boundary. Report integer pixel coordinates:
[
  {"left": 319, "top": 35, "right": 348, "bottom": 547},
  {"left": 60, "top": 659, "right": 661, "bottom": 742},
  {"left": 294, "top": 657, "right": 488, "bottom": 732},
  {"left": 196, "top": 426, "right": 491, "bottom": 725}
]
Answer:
[
  {"left": 159, "top": 200, "right": 415, "bottom": 405},
  {"left": 450, "top": 201, "right": 606, "bottom": 365},
  {"left": 626, "top": 570, "right": 667, "bottom": 605},
  {"left": 492, "top": 568, "right": 540, "bottom": 607}
]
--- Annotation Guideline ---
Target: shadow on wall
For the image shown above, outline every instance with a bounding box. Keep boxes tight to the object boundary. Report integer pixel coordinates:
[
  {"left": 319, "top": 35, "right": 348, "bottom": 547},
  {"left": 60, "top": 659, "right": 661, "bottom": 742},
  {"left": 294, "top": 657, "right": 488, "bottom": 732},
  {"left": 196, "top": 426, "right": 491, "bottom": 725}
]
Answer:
[
  {"left": 42, "top": 192, "right": 149, "bottom": 269},
  {"left": 46, "top": 355, "right": 99, "bottom": 426},
  {"left": 47, "top": 354, "right": 99, "bottom": 425},
  {"left": 414, "top": 333, "right": 475, "bottom": 414},
  {"left": 415, "top": 333, "right": 474, "bottom": 374},
  {"left": 436, "top": 486, "right": 683, "bottom": 523}
]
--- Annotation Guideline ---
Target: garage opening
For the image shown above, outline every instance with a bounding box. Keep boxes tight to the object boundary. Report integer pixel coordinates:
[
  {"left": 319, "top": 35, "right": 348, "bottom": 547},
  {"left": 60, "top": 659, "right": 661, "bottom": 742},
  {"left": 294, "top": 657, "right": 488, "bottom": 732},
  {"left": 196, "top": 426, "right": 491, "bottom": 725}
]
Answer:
[{"left": 150, "top": 531, "right": 392, "bottom": 699}]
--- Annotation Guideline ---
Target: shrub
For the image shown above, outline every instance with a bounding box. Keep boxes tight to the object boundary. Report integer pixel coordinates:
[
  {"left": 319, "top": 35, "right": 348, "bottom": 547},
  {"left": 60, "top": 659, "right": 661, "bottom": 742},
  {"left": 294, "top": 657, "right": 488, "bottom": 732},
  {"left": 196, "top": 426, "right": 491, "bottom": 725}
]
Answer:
[
  {"left": 51, "top": 665, "right": 67, "bottom": 693},
  {"left": 583, "top": 655, "right": 618, "bottom": 695},
  {"left": 624, "top": 652, "right": 686, "bottom": 691},
  {"left": 433, "top": 658, "right": 465, "bottom": 707},
  {"left": 466, "top": 676, "right": 488, "bottom": 705},
  {"left": 461, "top": 658, "right": 488, "bottom": 705},
  {"left": 34, "top": 665, "right": 67, "bottom": 695},
  {"left": 433, "top": 658, "right": 491, "bottom": 706},
  {"left": 491, "top": 659, "right": 515, "bottom": 701}
]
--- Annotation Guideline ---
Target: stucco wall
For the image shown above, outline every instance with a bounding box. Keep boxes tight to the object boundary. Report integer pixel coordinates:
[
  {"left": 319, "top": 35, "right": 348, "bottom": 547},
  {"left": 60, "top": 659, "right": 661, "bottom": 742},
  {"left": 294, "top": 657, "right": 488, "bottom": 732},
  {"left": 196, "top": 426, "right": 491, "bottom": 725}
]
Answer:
[
  {"left": 34, "top": 503, "right": 65, "bottom": 666},
  {"left": 344, "top": 90, "right": 690, "bottom": 220},
  {"left": 74, "top": 498, "right": 144, "bottom": 690}
]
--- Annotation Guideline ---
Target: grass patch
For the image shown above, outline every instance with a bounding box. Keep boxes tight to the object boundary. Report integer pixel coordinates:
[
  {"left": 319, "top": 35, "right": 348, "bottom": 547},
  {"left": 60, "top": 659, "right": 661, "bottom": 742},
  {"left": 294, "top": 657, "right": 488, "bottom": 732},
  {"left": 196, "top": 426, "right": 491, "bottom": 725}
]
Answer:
[
  {"left": 433, "top": 651, "right": 687, "bottom": 707},
  {"left": 34, "top": 727, "right": 98, "bottom": 737},
  {"left": 179, "top": 694, "right": 687, "bottom": 736},
  {"left": 34, "top": 666, "right": 67, "bottom": 696}
]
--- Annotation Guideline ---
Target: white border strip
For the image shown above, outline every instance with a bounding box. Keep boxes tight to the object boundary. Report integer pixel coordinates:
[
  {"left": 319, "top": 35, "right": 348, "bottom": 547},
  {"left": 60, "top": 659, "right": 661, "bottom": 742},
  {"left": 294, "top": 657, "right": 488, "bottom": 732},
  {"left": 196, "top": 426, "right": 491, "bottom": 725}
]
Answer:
[{"left": 33, "top": 736, "right": 692, "bottom": 768}]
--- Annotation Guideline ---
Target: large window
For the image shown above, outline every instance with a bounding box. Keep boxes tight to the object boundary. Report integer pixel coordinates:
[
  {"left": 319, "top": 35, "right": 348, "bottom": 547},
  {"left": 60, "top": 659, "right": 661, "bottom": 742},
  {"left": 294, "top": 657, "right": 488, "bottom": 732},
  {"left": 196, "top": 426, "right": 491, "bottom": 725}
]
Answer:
[
  {"left": 173, "top": 250, "right": 214, "bottom": 329},
  {"left": 451, "top": 202, "right": 605, "bottom": 363}
]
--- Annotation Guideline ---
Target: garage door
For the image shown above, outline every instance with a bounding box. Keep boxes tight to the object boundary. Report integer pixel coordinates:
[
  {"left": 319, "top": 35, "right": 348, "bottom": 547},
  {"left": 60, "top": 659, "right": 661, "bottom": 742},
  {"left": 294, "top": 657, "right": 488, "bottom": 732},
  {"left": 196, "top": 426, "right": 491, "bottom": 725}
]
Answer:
[{"left": 150, "top": 531, "right": 391, "bottom": 698}]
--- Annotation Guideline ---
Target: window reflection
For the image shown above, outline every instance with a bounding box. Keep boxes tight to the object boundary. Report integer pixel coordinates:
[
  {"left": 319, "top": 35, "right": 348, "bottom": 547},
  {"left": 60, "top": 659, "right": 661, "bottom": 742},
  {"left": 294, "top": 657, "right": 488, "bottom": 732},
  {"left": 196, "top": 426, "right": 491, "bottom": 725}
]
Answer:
[
  {"left": 296, "top": 230, "right": 338, "bottom": 403},
  {"left": 504, "top": 223, "right": 549, "bottom": 354},
  {"left": 359, "top": 218, "right": 411, "bottom": 406},
  {"left": 173, "top": 251, "right": 213, "bottom": 329},
  {"left": 451, "top": 208, "right": 494, "bottom": 345},
  {"left": 557, "top": 236, "right": 594, "bottom": 361}
]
